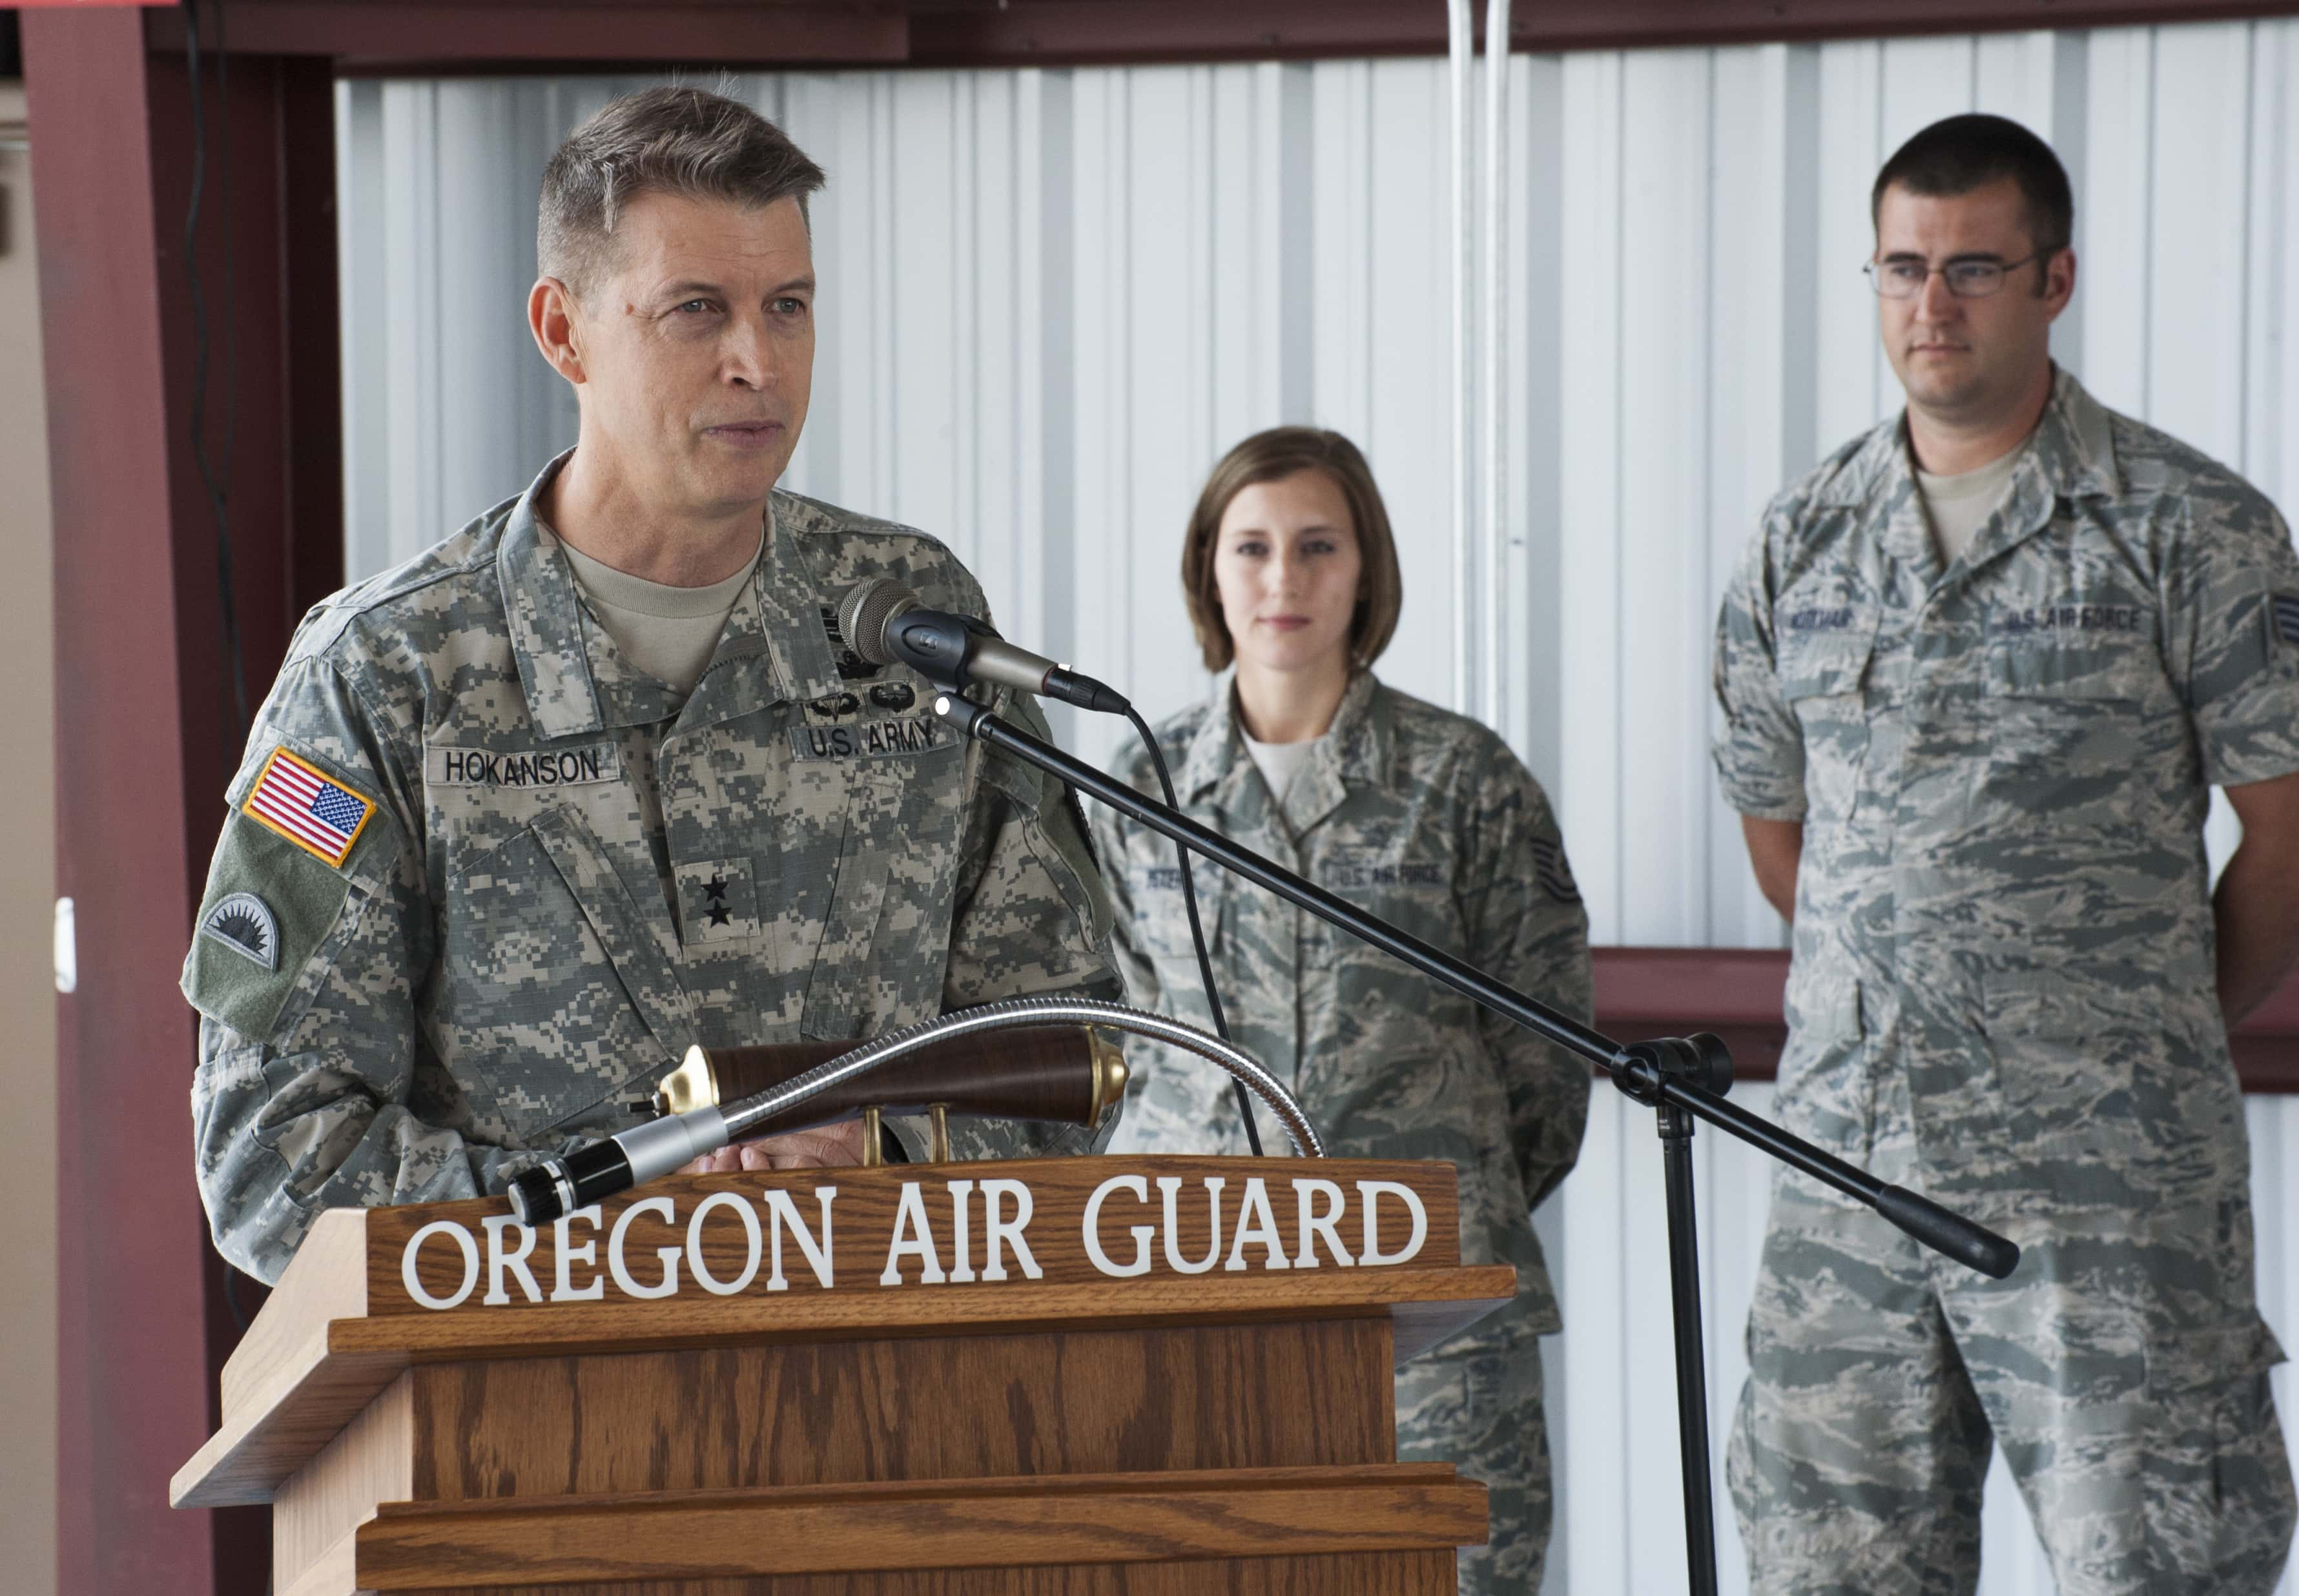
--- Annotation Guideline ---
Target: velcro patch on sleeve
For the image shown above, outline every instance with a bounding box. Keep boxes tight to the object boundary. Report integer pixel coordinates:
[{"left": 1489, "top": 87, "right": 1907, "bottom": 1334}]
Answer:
[{"left": 243, "top": 746, "right": 377, "bottom": 869}]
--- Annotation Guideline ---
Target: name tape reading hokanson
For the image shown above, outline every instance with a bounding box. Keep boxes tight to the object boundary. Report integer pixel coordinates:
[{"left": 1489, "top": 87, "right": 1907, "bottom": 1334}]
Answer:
[{"left": 245, "top": 748, "right": 377, "bottom": 868}]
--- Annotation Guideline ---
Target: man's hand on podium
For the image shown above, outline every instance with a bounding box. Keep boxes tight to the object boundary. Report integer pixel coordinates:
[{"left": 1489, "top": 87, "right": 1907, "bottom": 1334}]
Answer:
[{"left": 678, "top": 1118, "right": 868, "bottom": 1175}]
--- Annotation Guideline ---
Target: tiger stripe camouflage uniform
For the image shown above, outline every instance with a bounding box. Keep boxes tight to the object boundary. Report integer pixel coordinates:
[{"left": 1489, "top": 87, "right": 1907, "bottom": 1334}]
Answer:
[
  {"left": 1094, "top": 671, "right": 1591, "bottom": 1595},
  {"left": 185, "top": 454, "right": 1120, "bottom": 1284},
  {"left": 1713, "top": 367, "right": 2299, "bottom": 1595}
]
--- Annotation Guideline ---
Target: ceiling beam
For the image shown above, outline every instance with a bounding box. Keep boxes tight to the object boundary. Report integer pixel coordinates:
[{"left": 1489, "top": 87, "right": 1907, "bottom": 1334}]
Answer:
[{"left": 142, "top": 0, "right": 2299, "bottom": 74}]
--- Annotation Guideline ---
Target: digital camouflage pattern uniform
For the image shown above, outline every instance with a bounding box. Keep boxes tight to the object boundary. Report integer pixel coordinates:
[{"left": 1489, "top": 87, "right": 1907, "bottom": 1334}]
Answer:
[
  {"left": 1713, "top": 368, "right": 2299, "bottom": 1595},
  {"left": 185, "top": 455, "right": 1119, "bottom": 1284},
  {"left": 1094, "top": 671, "right": 1592, "bottom": 1595}
]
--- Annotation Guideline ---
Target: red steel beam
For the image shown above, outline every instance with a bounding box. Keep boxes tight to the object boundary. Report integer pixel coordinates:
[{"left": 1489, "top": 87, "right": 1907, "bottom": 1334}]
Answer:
[
  {"left": 907, "top": 0, "right": 2299, "bottom": 66},
  {"left": 132, "top": 0, "right": 2299, "bottom": 73},
  {"left": 1596, "top": 947, "right": 2299, "bottom": 1092},
  {"left": 143, "top": 1, "right": 911, "bottom": 70},
  {"left": 25, "top": 10, "right": 338, "bottom": 1590}
]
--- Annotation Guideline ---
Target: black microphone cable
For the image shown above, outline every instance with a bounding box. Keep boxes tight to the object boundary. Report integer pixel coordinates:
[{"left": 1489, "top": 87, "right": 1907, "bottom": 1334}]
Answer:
[
  {"left": 1120, "top": 707, "right": 1264, "bottom": 1157},
  {"left": 836, "top": 579, "right": 1262, "bottom": 1154},
  {"left": 185, "top": 0, "right": 258, "bottom": 1336}
]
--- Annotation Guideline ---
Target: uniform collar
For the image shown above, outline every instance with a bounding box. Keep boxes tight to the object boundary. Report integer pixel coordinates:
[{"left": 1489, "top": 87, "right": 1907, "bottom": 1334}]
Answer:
[
  {"left": 1175, "top": 668, "right": 1388, "bottom": 830},
  {"left": 499, "top": 451, "right": 611, "bottom": 739},
  {"left": 1817, "top": 365, "right": 2123, "bottom": 582},
  {"left": 498, "top": 453, "right": 817, "bottom": 738},
  {"left": 747, "top": 490, "right": 847, "bottom": 707}
]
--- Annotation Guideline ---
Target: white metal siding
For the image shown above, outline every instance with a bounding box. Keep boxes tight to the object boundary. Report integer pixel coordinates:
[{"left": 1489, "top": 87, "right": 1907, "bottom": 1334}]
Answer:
[{"left": 338, "top": 25, "right": 2299, "bottom": 1591}]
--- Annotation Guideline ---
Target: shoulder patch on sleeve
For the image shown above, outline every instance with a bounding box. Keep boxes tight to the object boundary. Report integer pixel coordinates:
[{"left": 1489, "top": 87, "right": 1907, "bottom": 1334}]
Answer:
[
  {"left": 242, "top": 746, "right": 378, "bottom": 870},
  {"left": 2274, "top": 593, "right": 2299, "bottom": 646},
  {"left": 200, "top": 893, "right": 281, "bottom": 971},
  {"left": 183, "top": 812, "right": 362, "bottom": 1042},
  {"left": 1531, "top": 838, "right": 1582, "bottom": 905}
]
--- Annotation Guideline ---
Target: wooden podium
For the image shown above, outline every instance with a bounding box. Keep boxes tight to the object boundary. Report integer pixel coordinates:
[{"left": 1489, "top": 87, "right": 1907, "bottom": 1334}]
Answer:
[{"left": 172, "top": 1156, "right": 1515, "bottom": 1594}]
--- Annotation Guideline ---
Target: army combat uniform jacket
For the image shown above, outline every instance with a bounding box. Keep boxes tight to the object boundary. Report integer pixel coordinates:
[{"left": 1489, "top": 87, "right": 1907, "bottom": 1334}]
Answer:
[
  {"left": 186, "top": 457, "right": 1118, "bottom": 1284},
  {"left": 1715, "top": 369, "right": 2299, "bottom": 1591},
  {"left": 1093, "top": 671, "right": 1591, "bottom": 1340}
]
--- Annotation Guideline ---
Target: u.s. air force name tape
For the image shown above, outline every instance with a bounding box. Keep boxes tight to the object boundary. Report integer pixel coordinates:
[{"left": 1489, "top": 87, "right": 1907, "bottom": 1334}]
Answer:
[{"left": 426, "top": 743, "right": 622, "bottom": 789}]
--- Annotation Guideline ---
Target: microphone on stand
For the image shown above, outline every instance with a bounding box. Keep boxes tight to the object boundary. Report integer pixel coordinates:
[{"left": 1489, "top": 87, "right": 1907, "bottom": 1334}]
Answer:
[
  {"left": 838, "top": 577, "right": 1262, "bottom": 1152},
  {"left": 838, "top": 578, "right": 1131, "bottom": 715}
]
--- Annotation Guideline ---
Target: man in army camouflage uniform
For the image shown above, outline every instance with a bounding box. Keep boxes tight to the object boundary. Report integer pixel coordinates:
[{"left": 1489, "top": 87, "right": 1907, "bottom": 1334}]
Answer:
[
  {"left": 1714, "top": 113, "right": 2299, "bottom": 1593},
  {"left": 183, "top": 87, "right": 1117, "bottom": 1285},
  {"left": 1097, "top": 427, "right": 1592, "bottom": 1592}
]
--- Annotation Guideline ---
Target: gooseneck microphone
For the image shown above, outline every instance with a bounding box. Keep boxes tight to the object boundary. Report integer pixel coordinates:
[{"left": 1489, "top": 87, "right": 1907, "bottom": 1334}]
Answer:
[{"left": 838, "top": 578, "right": 1131, "bottom": 715}]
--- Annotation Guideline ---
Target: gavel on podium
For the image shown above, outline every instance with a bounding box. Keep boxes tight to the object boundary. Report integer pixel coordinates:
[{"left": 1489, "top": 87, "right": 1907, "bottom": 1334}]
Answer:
[{"left": 632, "top": 1024, "right": 1131, "bottom": 1163}]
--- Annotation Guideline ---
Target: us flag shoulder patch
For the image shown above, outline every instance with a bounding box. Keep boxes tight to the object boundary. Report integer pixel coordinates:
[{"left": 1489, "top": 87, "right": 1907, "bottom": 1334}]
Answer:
[
  {"left": 244, "top": 747, "right": 376, "bottom": 869},
  {"left": 2273, "top": 593, "right": 2299, "bottom": 647}
]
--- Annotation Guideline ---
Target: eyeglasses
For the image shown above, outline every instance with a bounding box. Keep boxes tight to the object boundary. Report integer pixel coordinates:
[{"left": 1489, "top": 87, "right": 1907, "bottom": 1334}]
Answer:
[{"left": 1864, "top": 253, "right": 2044, "bottom": 299}]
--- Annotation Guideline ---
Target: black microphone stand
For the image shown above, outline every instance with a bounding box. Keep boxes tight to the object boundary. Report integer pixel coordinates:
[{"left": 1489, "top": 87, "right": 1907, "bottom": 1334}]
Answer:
[{"left": 931, "top": 690, "right": 2018, "bottom": 1596}]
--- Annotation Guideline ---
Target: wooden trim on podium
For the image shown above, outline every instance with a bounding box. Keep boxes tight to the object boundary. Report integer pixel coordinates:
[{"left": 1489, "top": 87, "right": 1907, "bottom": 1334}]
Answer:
[
  {"left": 175, "top": 1159, "right": 1513, "bottom": 1511},
  {"left": 177, "top": 1262, "right": 1516, "bottom": 1509},
  {"left": 291, "top": 1465, "right": 1486, "bottom": 1592}
]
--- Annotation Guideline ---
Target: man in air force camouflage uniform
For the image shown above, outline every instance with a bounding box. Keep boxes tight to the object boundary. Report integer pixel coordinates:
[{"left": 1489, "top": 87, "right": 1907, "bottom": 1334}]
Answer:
[
  {"left": 1715, "top": 115, "right": 2299, "bottom": 1593},
  {"left": 183, "top": 88, "right": 1117, "bottom": 1285},
  {"left": 1098, "top": 668, "right": 1591, "bottom": 1594}
]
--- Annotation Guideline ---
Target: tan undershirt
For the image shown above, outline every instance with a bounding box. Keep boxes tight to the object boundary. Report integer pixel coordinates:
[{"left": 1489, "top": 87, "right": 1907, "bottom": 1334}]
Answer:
[
  {"left": 1915, "top": 444, "right": 2025, "bottom": 566},
  {"left": 555, "top": 532, "right": 763, "bottom": 699},
  {"left": 1242, "top": 732, "right": 1321, "bottom": 802}
]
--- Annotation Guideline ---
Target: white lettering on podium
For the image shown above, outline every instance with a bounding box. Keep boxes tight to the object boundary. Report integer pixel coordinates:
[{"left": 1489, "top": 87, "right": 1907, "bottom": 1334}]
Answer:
[
  {"left": 608, "top": 1196, "right": 681, "bottom": 1299},
  {"left": 946, "top": 1180, "right": 978, "bottom": 1284},
  {"left": 552, "top": 1205, "right": 605, "bottom": 1301},
  {"left": 763, "top": 1187, "right": 836, "bottom": 1291},
  {"left": 402, "top": 1219, "right": 480, "bottom": 1311},
  {"left": 1082, "top": 1174, "right": 1154, "bottom": 1278},
  {"left": 979, "top": 1179, "right": 1043, "bottom": 1281},
  {"left": 482, "top": 1214, "right": 543, "bottom": 1304},
  {"left": 1292, "top": 1179, "right": 1356, "bottom": 1267},
  {"left": 881, "top": 1181, "right": 946, "bottom": 1285},
  {"left": 1356, "top": 1180, "right": 1428, "bottom": 1266},
  {"left": 1157, "top": 1176, "right": 1225, "bottom": 1276},
  {"left": 685, "top": 1191, "right": 763, "bottom": 1296},
  {"left": 1223, "top": 1177, "right": 1290, "bottom": 1272}
]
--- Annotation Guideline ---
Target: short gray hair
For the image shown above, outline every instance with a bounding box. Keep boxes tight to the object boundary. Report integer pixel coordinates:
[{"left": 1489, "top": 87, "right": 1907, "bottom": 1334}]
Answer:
[{"left": 538, "top": 86, "right": 826, "bottom": 296}]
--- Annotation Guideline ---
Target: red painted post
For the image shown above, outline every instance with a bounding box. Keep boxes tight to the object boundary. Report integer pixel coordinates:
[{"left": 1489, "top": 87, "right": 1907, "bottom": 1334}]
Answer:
[{"left": 25, "top": 10, "right": 337, "bottom": 1591}]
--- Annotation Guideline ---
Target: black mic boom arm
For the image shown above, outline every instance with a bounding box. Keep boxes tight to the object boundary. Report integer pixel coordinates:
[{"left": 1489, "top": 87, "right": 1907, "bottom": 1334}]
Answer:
[{"left": 927, "top": 690, "right": 2018, "bottom": 1283}]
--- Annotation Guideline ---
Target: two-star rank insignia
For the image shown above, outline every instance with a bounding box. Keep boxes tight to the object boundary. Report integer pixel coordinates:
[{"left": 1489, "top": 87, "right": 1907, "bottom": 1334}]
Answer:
[{"left": 679, "top": 857, "right": 758, "bottom": 945}]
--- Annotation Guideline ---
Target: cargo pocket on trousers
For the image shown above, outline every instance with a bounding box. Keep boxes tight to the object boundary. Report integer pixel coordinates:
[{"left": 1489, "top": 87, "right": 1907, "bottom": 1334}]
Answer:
[{"left": 2142, "top": 1319, "right": 2292, "bottom": 1584}]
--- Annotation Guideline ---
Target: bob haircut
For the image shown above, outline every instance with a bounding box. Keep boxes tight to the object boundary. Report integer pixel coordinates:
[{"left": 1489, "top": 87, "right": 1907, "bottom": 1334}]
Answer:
[{"left": 1181, "top": 427, "right": 1404, "bottom": 674}]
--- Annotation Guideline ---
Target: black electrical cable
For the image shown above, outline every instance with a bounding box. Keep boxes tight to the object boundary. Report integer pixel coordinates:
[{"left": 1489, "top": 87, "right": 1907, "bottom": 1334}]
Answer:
[
  {"left": 183, "top": 0, "right": 251, "bottom": 742},
  {"left": 1122, "top": 708, "right": 1263, "bottom": 1156},
  {"left": 183, "top": 0, "right": 256, "bottom": 1335}
]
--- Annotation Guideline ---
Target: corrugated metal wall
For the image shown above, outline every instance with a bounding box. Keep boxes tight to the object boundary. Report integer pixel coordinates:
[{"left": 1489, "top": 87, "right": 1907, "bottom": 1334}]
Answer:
[{"left": 336, "top": 21, "right": 2299, "bottom": 1593}]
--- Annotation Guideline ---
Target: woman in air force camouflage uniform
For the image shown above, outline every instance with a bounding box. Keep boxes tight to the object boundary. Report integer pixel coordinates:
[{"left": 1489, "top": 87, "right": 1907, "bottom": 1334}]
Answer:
[{"left": 1093, "top": 426, "right": 1593, "bottom": 1593}]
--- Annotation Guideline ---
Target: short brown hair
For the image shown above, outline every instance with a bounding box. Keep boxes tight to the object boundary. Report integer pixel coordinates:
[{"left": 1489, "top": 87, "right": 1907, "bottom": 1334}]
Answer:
[
  {"left": 1872, "top": 113, "right": 2074, "bottom": 272},
  {"left": 1181, "top": 427, "right": 1404, "bottom": 673},
  {"left": 539, "top": 86, "right": 827, "bottom": 296}
]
